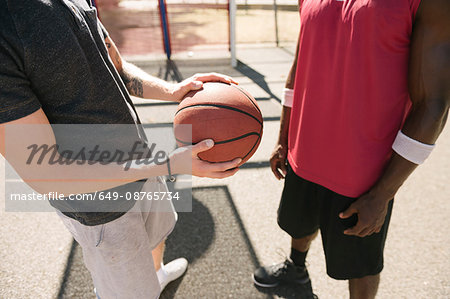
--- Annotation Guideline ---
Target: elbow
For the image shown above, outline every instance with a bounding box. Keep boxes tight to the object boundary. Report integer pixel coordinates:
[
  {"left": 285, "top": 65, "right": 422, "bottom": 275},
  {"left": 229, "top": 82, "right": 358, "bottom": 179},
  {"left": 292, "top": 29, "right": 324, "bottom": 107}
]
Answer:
[
  {"left": 24, "top": 181, "right": 57, "bottom": 196},
  {"left": 406, "top": 95, "right": 449, "bottom": 142},
  {"left": 429, "top": 97, "right": 449, "bottom": 125},
  {"left": 411, "top": 95, "right": 449, "bottom": 125}
]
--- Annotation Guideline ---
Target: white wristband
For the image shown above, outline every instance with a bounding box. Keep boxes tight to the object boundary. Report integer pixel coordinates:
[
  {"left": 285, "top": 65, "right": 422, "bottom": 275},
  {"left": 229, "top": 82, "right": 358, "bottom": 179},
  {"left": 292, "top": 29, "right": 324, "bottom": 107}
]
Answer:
[
  {"left": 392, "top": 130, "right": 435, "bottom": 164},
  {"left": 281, "top": 88, "right": 294, "bottom": 107}
]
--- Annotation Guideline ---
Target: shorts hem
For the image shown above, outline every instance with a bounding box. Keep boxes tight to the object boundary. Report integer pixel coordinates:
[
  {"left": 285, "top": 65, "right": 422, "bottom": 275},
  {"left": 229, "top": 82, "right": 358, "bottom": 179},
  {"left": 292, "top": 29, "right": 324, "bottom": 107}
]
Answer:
[
  {"left": 149, "top": 213, "right": 177, "bottom": 251},
  {"left": 327, "top": 265, "right": 384, "bottom": 280},
  {"left": 277, "top": 219, "right": 319, "bottom": 240}
]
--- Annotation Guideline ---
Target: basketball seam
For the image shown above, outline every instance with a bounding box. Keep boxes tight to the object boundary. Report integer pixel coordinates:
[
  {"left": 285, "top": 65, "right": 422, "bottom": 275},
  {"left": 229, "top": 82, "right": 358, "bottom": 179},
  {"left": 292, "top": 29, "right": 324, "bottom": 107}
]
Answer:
[
  {"left": 226, "top": 84, "right": 263, "bottom": 162},
  {"left": 176, "top": 131, "right": 261, "bottom": 146},
  {"left": 230, "top": 84, "right": 262, "bottom": 115},
  {"left": 242, "top": 134, "right": 261, "bottom": 161},
  {"left": 175, "top": 104, "right": 263, "bottom": 126},
  {"left": 176, "top": 132, "right": 261, "bottom": 160}
]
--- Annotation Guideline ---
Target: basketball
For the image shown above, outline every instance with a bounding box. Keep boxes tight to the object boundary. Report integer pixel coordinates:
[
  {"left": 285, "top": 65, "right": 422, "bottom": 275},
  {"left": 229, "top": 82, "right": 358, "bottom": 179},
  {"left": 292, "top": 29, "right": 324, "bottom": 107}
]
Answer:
[{"left": 173, "top": 82, "right": 263, "bottom": 166}]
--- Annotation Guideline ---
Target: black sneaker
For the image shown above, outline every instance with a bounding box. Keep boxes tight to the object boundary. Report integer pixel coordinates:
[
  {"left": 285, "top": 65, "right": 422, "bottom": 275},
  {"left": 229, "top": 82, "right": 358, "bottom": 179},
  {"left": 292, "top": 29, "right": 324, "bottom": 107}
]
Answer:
[{"left": 253, "top": 259, "right": 310, "bottom": 288}]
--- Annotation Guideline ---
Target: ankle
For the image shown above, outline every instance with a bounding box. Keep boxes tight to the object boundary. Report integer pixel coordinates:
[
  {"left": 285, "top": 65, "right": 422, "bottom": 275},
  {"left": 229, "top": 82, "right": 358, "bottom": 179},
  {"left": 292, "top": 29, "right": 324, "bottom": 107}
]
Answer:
[
  {"left": 157, "top": 262, "right": 167, "bottom": 283},
  {"left": 290, "top": 247, "right": 308, "bottom": 267}
]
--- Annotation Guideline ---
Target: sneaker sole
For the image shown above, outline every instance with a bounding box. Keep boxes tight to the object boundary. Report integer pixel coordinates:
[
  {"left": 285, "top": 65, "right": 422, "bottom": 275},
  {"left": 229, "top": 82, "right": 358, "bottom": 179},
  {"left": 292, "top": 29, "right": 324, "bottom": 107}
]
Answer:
[
  {"left": 252, "top": 274, "right": 279, "bottom": 288},
  {"left": 252, "top": 274, "right": 311, "bottom": 288}
]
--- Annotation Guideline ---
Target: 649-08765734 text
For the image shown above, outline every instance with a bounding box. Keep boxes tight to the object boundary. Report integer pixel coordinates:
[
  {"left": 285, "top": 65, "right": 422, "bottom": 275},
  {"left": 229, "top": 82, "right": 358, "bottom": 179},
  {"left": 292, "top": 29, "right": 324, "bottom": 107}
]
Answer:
[{"left": 9, "top": 191, "right": 180, "bottom": 201}]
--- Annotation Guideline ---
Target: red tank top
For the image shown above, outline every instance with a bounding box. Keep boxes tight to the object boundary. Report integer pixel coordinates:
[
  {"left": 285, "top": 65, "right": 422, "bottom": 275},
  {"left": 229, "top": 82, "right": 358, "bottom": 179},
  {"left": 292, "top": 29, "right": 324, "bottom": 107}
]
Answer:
[{"left": 288, "top": 0, "right": 421, "bottom": 197}]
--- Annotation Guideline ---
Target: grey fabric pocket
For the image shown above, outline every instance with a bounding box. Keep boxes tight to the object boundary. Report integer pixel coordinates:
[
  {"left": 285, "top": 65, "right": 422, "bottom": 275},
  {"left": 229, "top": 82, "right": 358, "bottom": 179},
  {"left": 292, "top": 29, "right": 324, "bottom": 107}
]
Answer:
[
  {"left": 95, "top": 224, "right": 106, "bottom": 247},
  {"left": 96, "top": 211, "right": 149, "bottom": 265}
]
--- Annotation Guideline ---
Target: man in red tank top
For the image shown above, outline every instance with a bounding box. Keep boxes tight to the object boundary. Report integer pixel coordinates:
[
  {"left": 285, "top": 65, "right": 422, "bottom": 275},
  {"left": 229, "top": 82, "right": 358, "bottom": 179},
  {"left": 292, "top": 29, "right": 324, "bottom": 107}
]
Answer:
[{"left": 253, "top": 0, "right": 449, "bottom": 297}]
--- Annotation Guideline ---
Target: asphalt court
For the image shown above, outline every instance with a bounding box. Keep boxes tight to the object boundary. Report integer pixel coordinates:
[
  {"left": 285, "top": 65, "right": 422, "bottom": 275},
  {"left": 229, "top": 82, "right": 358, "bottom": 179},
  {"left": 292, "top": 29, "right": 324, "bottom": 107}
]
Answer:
[
  {"left": 57, "top": 186, "right": 316, "bottom": 299},
  {"left": 1, "top": 46, "right": 448, "bottom": 299}
]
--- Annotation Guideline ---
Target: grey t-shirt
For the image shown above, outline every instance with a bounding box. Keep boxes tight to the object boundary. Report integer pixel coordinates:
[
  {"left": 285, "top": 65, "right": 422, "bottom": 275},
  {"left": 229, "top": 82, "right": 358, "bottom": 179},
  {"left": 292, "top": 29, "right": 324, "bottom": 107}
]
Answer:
[{"left": 0, "top": 0, "right": 148, "bottom": 225}]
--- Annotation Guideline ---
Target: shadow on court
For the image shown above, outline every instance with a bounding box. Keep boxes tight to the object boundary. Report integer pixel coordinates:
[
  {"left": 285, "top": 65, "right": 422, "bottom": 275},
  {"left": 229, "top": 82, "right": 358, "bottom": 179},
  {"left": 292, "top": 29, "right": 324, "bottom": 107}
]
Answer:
[
  {"left": 57, "top": 186, "right": 316, "bottom": 298},
  {"left": 161, "top": 185, "right": 316, "bottom": 299},
  {"left": 236, "top": 60, "right": 281, "bottom": 104}
]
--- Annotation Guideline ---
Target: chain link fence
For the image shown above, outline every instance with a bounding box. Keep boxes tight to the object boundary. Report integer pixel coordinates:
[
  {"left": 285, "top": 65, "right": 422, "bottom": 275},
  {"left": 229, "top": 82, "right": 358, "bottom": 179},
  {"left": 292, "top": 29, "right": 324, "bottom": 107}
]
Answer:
[{"left": 96, "top": 0, "right": 299, "bottom": 57}]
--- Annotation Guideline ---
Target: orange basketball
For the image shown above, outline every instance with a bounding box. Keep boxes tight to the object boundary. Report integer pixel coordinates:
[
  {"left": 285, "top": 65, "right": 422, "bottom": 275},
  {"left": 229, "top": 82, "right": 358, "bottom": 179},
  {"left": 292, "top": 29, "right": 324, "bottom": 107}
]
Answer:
[{"left": 173, "top": 82, "right": 263, "bottom": 166}]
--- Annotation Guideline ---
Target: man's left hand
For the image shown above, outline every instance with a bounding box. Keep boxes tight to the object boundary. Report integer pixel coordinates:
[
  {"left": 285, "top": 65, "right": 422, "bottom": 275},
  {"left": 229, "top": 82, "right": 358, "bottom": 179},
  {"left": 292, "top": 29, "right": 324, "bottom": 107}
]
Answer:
[
  {"left": 339, "top": 192, "right": 392, "bottom": 237},
  {"left": 170, "top": 73, "right": 238, "bottom": 102}
]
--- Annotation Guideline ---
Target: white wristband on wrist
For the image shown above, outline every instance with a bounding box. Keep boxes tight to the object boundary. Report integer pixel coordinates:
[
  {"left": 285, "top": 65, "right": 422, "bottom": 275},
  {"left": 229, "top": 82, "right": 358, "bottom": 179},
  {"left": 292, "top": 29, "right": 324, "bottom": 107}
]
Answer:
[
  {"left": 392, "top": 130, "right": 435, "bottom": 164},
  {"left": 281, "top": 88, "right": 294, "bottom": 107}
]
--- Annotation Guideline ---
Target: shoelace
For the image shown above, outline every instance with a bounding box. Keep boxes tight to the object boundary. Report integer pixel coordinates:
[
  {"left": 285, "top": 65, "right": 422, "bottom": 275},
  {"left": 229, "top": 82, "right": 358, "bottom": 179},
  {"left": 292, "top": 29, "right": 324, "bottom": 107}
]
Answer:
[{"left": 272, "top": 259, "right": 292, "bottom": 276}]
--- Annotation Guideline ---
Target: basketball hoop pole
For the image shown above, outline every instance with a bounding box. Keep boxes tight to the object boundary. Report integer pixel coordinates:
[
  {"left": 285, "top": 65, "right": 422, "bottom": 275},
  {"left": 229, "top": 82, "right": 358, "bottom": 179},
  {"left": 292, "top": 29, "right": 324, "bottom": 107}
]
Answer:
[
  {"left": 273, "top": 0, "right": 279, "bottom": 47},
  {"left": 229, "top": 0, "right": 237, "bottom": 68},
  {"left": 158, "top": 0, "right": 172, "bottom": 60},
  {"left": 157, "top": 0, "right": 182, "bottom": 82}
]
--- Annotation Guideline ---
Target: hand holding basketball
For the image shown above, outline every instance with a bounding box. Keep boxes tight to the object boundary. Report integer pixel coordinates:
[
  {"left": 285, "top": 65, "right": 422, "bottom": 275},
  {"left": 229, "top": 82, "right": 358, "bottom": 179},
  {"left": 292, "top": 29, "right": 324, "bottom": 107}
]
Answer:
[
  {"left": 174, "top": 82, "right": 263, "bottom": 166},
  {"left": 170, "top": 139, "right": 241, "bottom": 179},
  {"left": 170, "top": 73, "right": 238, "bottom": 102}
]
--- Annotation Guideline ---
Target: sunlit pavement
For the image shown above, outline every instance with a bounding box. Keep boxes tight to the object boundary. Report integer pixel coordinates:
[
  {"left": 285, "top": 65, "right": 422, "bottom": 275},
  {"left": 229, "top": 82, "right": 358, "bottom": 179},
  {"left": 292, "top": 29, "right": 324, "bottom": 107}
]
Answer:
[{"left": 1, "top": 44, "right": 448, "bottom": 299}]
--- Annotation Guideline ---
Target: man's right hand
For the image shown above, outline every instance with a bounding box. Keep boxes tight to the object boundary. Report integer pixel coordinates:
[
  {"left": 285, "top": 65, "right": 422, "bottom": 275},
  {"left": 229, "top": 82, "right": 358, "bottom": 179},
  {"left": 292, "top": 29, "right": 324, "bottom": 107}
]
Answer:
[
  {"left": 171, "top": 139, "right": 241, "bottom": 179},
  {"left": 270, "top": 143, "right": 288, "bottom": 180}
]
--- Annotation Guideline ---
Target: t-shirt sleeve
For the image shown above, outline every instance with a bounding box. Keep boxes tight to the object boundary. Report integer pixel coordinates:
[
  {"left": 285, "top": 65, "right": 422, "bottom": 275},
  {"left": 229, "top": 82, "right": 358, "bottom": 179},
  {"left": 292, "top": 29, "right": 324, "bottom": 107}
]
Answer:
[
  {"left": 0, "top": 46, "right": 41, "bottom": 123},
  {"left": 0, "top": 14, "right": 41, "bottom": 123}
]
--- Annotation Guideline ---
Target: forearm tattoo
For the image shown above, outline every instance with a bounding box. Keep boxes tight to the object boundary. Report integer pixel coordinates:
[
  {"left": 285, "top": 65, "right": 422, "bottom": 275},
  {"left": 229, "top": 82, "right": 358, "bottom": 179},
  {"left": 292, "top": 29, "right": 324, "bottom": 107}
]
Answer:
[{"left": 120, "top": 69, "right": 144, "bottom": 98}]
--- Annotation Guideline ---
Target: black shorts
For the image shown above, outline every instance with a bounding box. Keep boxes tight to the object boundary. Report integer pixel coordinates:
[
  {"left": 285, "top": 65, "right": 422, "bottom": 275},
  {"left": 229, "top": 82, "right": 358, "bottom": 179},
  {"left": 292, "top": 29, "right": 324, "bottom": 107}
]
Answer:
[{"left": 278, "top": 163, "right": 393, "bottom": 280}]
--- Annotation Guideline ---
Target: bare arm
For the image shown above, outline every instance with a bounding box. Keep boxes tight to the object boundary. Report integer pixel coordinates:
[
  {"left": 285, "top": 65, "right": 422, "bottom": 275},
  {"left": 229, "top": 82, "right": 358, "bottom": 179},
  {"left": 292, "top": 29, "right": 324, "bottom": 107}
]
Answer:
[
  {"left": 0, "top": 110, "right": 240, "bottom": 195},
  {"left": 278, "top": 39, "right": 300, "bottom": 147},
  {"left": 341, "top": 0, "right": 450, "bottom": 237},
  {"left": 367, "top": 0, "right": 449, "bottom": 200},
  {"left": 270, "top": 37, "right": 300, "bottom": 179},
  {"left": 104, "top": 37, "right": 237, "bottom": 101}
]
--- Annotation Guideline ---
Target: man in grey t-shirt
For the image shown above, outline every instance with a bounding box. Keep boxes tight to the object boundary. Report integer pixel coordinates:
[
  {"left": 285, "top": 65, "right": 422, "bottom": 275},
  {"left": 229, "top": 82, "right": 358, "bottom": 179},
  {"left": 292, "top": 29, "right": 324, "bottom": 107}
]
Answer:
[{"left": 0, "top": 0, "right": 241, "bottom": 297}]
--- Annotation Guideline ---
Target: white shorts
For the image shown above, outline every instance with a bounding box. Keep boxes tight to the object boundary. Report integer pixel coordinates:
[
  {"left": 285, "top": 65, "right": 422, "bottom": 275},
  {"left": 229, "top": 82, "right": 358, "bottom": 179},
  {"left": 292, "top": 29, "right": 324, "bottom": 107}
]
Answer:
[{"left": 56, "top": 176, "right": 177, "bottom": 299}]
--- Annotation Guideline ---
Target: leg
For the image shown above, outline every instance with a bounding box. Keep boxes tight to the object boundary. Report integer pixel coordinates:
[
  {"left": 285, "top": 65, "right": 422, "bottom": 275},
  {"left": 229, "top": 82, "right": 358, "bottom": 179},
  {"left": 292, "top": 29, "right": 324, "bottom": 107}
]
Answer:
[
  {"left": 152, "top": 239, "right": 187, "bottom": 292},
  {"left": 319, "top": 193, "right": 393, "bottom": 297},
  {"left": 253, "top": 164, "right": 321, "bottom": 288},
  {"left": 280, "top": 163, "right": 321, "bottom": 267},
  {"left": 349, "top": 274, "right": 380, "bottom": 299},
  {"left": 57, "top": 210, "right": 161, "bottom": 299},
  {"left": 152, "top": 240, "right": 165, "bottom": 271},
  {"left": 142, "top": 177, "right": 187, "bottom": 292},
  {"left": 289, "top": 231, "right": 318, "bottom": 267},
  {"left": 292, "top": 230, "right": 318, "bottom": 252},
  {"left": 149, "top": 228, "right": 187, "bottom": 292}
]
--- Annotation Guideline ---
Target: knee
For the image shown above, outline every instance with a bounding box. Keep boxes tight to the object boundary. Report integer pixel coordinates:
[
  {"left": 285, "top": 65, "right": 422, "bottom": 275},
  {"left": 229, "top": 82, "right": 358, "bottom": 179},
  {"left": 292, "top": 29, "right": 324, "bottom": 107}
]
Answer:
[
  {"left": 349, "top": 274, "right": 380, "bottom": 299},
  {"left": 291, "top": 230, "right": 318, "bottom": 251}
]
